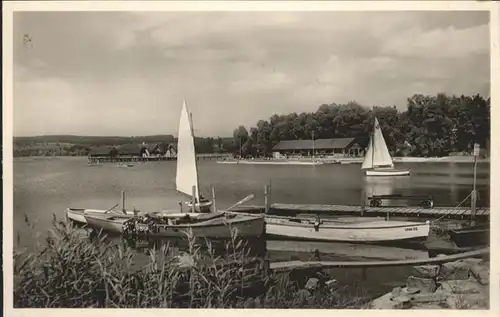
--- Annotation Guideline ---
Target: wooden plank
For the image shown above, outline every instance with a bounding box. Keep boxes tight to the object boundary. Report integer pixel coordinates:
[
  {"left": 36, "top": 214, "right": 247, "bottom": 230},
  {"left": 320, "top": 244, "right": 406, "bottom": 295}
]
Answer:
[
  {"left": 270, "top": 248, "right": 488, "bottom": 272},
  {"left": 405, "top": 207, "right": 421, "bottom": 215},
  {"left": 270, "top": 203, "right": 489, "bottom": 219}
]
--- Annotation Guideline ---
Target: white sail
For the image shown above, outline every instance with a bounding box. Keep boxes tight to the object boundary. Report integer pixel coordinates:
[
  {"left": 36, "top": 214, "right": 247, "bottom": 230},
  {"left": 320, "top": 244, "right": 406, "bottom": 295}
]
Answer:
[
  {"left": 175, "top": 100, "right": 200, "bottom": 201},
  {"left": 361, "top": 135, "right": 374, "bottom": 170},
  {"left": 362, "top": 117, "right": 394, "bottom": 170}
]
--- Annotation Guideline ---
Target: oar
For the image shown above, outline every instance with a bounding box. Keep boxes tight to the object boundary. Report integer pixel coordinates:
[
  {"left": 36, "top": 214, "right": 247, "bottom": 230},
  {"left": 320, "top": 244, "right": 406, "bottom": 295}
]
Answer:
[
  {"left": 226, "top": 194, "right": 255, "bottom": 211},
  {"left": 104, "top": 203, "right": 120, "bottom": 214}
]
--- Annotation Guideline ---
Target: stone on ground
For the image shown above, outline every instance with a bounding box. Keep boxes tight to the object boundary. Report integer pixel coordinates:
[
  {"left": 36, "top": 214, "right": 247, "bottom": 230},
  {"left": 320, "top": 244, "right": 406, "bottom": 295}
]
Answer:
[{"left": 406, "top": 276, "right": 437, "bottom": 293}]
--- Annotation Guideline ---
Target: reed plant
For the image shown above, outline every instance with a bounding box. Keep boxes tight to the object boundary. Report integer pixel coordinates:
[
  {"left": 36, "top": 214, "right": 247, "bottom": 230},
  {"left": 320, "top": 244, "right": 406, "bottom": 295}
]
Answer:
[{"left": 14, "top": 215, "right": 369, "bottom": 308}]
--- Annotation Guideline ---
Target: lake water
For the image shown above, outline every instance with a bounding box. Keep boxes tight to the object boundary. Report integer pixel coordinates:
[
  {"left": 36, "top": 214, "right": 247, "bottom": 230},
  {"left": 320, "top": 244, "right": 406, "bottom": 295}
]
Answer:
[{"left": 12, "top": 156, "right": 490, "bottom": 297}]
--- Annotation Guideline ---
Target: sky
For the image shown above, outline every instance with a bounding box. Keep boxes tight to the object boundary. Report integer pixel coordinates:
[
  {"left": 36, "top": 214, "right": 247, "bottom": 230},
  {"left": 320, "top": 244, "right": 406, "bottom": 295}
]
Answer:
[{"left": 13, "top": 10, "right": 490, "bottom": 137}]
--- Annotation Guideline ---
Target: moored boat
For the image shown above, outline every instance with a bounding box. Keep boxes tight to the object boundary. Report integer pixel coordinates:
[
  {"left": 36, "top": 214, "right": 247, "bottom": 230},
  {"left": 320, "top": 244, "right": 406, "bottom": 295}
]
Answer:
[
  {"left": 66, "top": 207, "right": 137, "bottom": 226},
  {"left": 449, "top": 224, "right": 489, "bottom": 248},
  {"left": 264, "top": 214, "right": 430, "bottom": 246},
  {"left": 362, "top": 117, "right": 410, "bottom": 177},
  {"left": 84, "top": 213, "right": 131, "bottom": 234},
  {"left": 85, "top": 211, "right": 265, "bottom": 239}
]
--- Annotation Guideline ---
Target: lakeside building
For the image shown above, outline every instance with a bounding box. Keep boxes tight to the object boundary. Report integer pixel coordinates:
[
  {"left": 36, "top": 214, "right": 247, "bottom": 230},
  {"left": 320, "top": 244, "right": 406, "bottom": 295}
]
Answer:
[
  {"left": 88, "top": 143, "right": 177, "bottom": 159},
  {"left": 272, "top": 137, "right": 364, "bottom": 158}
]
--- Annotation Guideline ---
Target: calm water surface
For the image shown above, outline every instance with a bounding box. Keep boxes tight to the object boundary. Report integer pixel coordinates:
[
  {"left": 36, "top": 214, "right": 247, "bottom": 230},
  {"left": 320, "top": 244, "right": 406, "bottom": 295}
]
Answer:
[{"left": 12, "top": 156, "right": 490, "bottom": 297}]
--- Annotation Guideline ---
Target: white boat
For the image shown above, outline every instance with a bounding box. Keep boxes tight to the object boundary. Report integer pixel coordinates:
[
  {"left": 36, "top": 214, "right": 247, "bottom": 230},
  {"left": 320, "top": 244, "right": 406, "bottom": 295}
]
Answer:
[
  {"left": 265, "top": 215, "right": 430, "bottom": 245},
  {"left": 361, "top": 117, "right": 410, "bottom": 177},
  {"left": 116, "top": 163, "right": 134, "bottom": 168},
  {"left": 177, "top": 100, "right": 213, "bottom": 212},
  {"left": 84, "top": 211, "right": 265, "bottom": 239},
  {"left": 66, "top": 207, "right": 137, "bottom": 226}
]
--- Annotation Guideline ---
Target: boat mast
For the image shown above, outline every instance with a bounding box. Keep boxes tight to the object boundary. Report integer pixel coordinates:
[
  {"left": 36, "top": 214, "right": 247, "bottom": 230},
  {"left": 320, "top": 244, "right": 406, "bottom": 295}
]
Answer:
[
  {"left": 188, "top": 106, "right": 201, "bottom": 202},
  {"left": 371, "top": 118, "right": 375, "bottom": 169}
]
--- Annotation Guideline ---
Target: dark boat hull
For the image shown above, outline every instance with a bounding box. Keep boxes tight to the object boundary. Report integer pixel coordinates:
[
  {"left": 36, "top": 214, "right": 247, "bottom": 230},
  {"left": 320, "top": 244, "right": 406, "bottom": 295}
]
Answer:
[{"left": 449, "top": 225, "right": 490, "bottom": 248}]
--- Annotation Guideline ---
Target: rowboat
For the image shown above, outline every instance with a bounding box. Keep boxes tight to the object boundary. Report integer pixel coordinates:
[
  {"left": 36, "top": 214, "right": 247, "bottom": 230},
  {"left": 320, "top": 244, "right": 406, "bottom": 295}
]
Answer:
[
  {"left": 85, "top": 211, "right": 265, "bottom": 239},
  {"left": 264, "top": 214, "right": 430, "bottom": 245},
  {"left": 362, "top": 117, "right": 410, "bottom": 177},
  {"left": 66, "top": 207, "right": 137, "bottom": 226}
]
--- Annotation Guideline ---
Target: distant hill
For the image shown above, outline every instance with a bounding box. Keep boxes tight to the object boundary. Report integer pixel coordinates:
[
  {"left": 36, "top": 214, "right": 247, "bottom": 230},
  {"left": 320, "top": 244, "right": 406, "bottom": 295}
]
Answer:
[
  {"left": 14, "top": 134, "right": 176, "bottom": 147},
  {"left": 13, "top": 134, "right": 235, "bottom": 157}
]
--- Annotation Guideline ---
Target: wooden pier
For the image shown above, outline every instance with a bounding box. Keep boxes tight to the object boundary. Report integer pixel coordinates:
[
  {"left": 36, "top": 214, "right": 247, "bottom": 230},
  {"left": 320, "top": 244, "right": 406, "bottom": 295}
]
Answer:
[
  {"left": 88, "top": 153, "right": 230, "bottom": 164},
  {"left": 269, "top": 248, "right": 488, "bottom": 273},
  {"left": 270, "top": 203, "right": 490, "bottom": 220}
]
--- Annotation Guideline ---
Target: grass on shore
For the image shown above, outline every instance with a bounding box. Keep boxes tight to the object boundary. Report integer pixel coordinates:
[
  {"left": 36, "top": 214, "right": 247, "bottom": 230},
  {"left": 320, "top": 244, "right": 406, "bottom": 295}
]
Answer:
[{"left": 14, "top": 215, "right": 370, "bottom": 308}]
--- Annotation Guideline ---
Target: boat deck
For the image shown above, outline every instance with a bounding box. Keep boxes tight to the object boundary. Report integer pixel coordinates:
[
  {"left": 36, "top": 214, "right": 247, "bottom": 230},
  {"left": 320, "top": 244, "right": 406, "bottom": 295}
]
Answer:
[{"left": 269, "top": 203, "right": 489, "bottom": 220}]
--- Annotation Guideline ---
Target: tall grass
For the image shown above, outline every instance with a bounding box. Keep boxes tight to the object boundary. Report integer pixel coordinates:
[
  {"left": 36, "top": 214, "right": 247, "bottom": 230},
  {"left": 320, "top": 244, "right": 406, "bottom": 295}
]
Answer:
[{"left": 14, "top": 215, "right": 369, "bottom": 308}]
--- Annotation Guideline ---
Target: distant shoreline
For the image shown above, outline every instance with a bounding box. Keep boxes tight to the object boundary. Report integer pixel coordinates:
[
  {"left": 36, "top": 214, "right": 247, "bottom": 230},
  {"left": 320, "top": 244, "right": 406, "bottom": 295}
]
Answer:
[
  {"left": 216, "top": 156, "right": 490, "bottom": 165},
  {"left": 13, "top": 155, "right": 490, "bottom": 164}
]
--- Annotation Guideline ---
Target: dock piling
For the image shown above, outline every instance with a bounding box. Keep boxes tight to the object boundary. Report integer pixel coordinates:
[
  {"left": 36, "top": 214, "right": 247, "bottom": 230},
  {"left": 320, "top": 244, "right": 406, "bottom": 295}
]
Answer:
[
  {"left": 360, "top": 190, "right": 365, "bottom": 216},
  {"left": 212, "top": 187, "right": 216, "bottom": 212},
  {"left": 264, "top": 185, "right": 269, "bottom": 214},
  {"left": 121, "top": 191, "right": 126, "bottom": 213},
  {"left": 471, "top": 148, "right": 479, "bottom": 226},
  {"left": 191, "top": 186, "right": 196, "bottom": 213}
]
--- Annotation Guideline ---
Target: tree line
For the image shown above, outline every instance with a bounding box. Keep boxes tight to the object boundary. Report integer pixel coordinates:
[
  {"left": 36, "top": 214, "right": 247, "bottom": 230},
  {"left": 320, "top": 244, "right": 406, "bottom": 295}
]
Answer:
[
  {"left": 13, "top": 93, "right": 490, "bottom": 158},
  {"left": 231, "top": 93, "right": 490, "bottom": 158},
  {"left": 13, "top": 135, "right": 235, "bottom": 157}
]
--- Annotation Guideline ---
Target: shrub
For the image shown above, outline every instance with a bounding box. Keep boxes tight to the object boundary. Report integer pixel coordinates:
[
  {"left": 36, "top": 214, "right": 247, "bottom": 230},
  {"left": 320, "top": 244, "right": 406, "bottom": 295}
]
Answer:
[{"left": 14, "top": 215, "right": 369, "bottom": 308}]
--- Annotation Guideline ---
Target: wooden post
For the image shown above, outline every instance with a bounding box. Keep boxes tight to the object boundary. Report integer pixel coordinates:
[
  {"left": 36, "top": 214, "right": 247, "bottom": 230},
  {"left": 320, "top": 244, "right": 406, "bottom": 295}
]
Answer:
[
  {"left": 212, "top": 187, "right": 216, "bottom": 212},
  {"left": 471, "top": 144, "right": 479, "bottom": 226},
  {"left": 191, "top": 186, "right": 196, "bottom": 213},
  {"left": 361, "top": 268, "right": 367, "bottom": 281},
  {"left": 121, "top": 191, "right": 126, "bottom": 213},
  {"left": 269, "top": 179, "right": 272, "bottom": 209},
  {"left": 264, "top": 184, "right": 269, "bottom": 214},
  {"left": 360, "top": 190, "right": 365, "bottom": 217}
]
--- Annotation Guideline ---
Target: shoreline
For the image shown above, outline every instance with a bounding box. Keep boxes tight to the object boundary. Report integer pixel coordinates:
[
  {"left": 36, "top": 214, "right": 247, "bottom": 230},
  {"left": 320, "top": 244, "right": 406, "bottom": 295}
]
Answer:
[
  {"left": 13, "top": 155, "right": 490, "bottom": 165},
  {"left": 216, "top": 156, "right": 489, "bottom": 165}
]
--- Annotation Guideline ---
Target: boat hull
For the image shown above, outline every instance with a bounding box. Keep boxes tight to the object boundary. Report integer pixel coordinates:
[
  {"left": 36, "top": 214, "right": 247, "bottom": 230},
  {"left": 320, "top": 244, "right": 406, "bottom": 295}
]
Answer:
[
  {"left": 365, "top": 168, "right": 410, "bottom": 177},
  {"left": 185, "top": 200, "right": 213, "bottom": 212},
  {"left": 85, "top": 214, "right": 129, "bottom": 234},
  {"left": 141, "top": 215, "right": 265, "bottom": 239},
  {"left": 66, "top": 208, "right": 136, "bottom": 225},
  {"left": 265, "top": 216, "right": 429, "bottom": 244},
  {"left": 449, "top": 225, "right": 490, "bottom": 248}
]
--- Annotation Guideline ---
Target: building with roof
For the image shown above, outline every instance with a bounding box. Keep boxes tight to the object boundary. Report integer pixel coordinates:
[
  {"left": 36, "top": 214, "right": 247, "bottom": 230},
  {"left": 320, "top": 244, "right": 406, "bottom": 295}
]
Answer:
[{"left": 272, "top": 137, "right": 364, "bottom": 158}]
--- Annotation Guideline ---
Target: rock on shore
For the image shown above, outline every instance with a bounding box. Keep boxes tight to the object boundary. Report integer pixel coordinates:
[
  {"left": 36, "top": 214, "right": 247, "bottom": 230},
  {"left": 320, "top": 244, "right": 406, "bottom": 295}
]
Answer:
[{"left": 370, "top": 257, "right": 489, "bottom": 309}]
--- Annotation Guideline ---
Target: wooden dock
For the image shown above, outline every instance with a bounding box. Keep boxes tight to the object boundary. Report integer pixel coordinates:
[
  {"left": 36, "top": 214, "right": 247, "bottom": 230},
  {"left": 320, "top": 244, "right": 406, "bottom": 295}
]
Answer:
[
  {"left": 269, "top": 248, "right": 488, "bottom": 273},
  {"left": 270, "top": 203, "right": 490, "bottom": 220},
  {"left": 88, "top": 153, "right": 230, "bottom": 164}
]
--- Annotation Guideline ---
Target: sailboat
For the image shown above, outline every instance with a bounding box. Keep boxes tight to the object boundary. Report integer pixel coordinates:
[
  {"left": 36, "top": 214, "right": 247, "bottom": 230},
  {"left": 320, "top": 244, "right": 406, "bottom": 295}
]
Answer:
[
  {"left": 361, "top": 117, "right": 410, "bottom": 177},
  {"left": 176, "top": 100, "right": 213, "bottom": 213}
]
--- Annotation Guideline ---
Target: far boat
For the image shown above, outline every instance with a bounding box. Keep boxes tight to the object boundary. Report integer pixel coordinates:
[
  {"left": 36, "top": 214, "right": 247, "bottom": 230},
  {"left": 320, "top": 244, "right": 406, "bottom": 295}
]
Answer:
[
  {"left": 361, "top": 117, "right": 410, "bottom": 177},
  {"left": 177, "top": 100, "right": 213, "bottom": 213},
  {"left": 116, "top": 163, "right": 134, "bottom": 168},
  {"left": 84, "top": 211, "right": 265, "bottom": 239}
]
